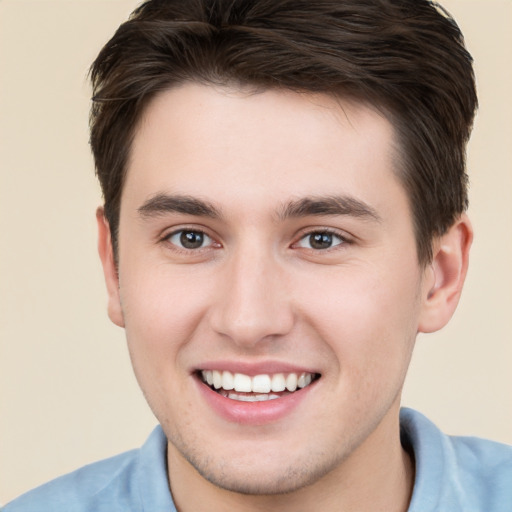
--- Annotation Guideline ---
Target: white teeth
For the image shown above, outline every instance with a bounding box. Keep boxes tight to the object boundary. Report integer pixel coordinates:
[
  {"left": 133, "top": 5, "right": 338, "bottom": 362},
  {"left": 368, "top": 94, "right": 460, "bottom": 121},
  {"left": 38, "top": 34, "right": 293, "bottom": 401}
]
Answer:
[
  {"left": 233, "top": 373, "right": 252, "bottom": 392},
  {"left": 252, "top": 374, "right": 272, "bottom": 393},
  {"left": 297, "top": 372, "right": 312, "bottom": 389},
  {"left": 213, "top": 370, "right": 222, "bottom": 389},
  {"left": 271, "top": 373, "right": 286, "bottom": 392},
  {"left": 286, "top": 373, "right": 298, "bottom": 392},
  {"left": 226, "top": 392, "right": 281, "bottom": 402},
  {"left": 204, "top": 370, "right": 214, "bottom": 386},
  {"left": 201, "top": 370, "right": 316, "bottom": 394},
  {"left": 221, "top": 370, "right": 234, "bottom": 390}
]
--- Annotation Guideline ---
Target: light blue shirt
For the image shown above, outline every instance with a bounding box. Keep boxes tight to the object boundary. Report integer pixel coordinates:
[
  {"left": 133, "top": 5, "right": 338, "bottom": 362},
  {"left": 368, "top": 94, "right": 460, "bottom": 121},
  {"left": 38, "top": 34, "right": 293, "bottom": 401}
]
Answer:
[{"left": 4, "top": 408, "right": 512, "bottom": 511}]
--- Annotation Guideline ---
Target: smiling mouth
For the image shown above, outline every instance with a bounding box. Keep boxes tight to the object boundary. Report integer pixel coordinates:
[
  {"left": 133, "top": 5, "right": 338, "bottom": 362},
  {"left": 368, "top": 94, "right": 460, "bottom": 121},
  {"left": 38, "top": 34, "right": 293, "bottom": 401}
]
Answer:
[{"left": 199, "top": 370, "right": 320, "bottom": 402}]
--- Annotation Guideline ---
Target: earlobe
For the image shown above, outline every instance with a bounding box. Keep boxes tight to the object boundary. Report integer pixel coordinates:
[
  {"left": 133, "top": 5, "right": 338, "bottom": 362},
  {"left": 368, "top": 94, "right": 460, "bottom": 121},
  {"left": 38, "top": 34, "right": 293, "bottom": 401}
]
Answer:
[
  {"left": 96, "top": 207, "right": 125, "bottom": 328},
  {"left": 418, "top": 214, "right": 473, "bottom": 333}
]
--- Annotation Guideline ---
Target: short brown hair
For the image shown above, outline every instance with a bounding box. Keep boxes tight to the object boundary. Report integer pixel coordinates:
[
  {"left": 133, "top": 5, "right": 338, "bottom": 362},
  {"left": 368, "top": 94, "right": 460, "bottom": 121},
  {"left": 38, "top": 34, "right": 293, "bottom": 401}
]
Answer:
[{"left": 90, "top": 0, "right": 477, "bottom": 264}]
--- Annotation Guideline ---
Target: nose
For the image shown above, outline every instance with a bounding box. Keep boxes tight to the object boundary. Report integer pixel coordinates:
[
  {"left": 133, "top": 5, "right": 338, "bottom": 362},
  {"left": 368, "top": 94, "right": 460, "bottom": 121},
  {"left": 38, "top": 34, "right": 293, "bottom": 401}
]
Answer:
[{"left": 209, "top": 245, "right": 294, "bottom": 347}]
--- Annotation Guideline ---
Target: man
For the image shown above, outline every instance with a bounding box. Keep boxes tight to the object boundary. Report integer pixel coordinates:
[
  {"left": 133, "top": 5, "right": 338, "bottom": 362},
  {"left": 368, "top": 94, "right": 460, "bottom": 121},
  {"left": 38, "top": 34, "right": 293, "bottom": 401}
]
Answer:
[{"left": 4, "top": 0, "right": 512, "bottom": 511}]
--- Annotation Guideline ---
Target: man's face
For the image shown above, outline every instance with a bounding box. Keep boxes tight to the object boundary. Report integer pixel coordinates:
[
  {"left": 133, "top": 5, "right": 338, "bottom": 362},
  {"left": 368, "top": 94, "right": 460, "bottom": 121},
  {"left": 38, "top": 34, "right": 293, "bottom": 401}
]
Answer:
[{"left": 109, "top": 84, "right": 431, "bottom": 494}]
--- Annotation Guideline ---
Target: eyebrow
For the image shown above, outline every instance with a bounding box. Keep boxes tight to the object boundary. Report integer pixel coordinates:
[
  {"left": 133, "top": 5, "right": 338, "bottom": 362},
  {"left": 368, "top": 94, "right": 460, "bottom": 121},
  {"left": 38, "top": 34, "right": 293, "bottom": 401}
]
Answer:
[
  {"left": 278, "top": 195, "right": 381, "bottom": 222},
  {"left": 137, "top": 193, "right": 380, "bottom": 223},
  {"left": 138, "top": 194, "right": 222, "bottom": 219}
]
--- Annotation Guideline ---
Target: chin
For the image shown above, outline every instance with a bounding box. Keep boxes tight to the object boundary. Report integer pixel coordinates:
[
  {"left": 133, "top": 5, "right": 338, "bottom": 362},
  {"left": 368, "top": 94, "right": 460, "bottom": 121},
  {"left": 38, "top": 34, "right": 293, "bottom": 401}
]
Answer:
[{"left": 181, "top": 444, "right": 341, "bottom": 496}]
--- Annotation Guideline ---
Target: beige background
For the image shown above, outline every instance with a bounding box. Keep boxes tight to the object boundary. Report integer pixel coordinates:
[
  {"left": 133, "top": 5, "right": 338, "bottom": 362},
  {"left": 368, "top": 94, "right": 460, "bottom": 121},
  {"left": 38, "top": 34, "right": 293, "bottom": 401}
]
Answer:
[{"left": 1, "top": 0, "right": 511, "bottom": 504}]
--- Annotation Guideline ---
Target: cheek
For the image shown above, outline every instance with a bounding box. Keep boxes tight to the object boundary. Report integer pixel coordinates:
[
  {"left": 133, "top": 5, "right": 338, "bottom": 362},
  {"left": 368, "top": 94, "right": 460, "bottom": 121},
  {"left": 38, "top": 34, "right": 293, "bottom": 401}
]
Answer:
[
  {"left": 119, "top": 269, "right": 211, "bottom": 425},
  {"left": 295, "top": 260, "right": 421, "bottom": 376},
  {"left": 119, "top": 265, "right": 212, "bottom": 372}
]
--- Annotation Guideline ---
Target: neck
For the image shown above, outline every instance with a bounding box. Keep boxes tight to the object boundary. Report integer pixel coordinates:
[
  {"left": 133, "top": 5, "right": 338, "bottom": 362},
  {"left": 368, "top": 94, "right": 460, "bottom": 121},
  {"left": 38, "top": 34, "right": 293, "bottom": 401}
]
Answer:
[{"left": 168, "top": 408, "right": 414, "bottom": 512}]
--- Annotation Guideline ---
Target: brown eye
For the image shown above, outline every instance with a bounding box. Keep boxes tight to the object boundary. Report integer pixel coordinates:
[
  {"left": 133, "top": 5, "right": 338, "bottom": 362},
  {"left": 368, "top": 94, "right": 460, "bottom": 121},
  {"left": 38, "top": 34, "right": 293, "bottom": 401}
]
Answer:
[
  {"left": 168, "top": 230, "right": 212, "bottom": 249},
  {"left": 297, "top": 231, "right": 344, "bottom": 250}
]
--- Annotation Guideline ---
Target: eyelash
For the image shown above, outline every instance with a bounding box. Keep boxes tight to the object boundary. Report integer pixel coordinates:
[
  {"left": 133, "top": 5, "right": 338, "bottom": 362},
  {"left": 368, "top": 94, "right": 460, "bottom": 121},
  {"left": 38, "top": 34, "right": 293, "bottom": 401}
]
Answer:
[
  {"left": 161, "top": 227, "right": 351, "bottom": 253},
  {"left": 293, "top": 228, "right": 351, "bottom": 252},
  {"left": 162, "top": 228, "right": 219, "bottom": 252}
]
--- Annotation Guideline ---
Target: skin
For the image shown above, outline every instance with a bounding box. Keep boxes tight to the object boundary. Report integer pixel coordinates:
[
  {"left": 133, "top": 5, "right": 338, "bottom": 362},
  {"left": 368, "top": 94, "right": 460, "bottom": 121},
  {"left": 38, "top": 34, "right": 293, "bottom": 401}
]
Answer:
[{"left": 98, "top": 84, "right": 472, "bottom": 512}]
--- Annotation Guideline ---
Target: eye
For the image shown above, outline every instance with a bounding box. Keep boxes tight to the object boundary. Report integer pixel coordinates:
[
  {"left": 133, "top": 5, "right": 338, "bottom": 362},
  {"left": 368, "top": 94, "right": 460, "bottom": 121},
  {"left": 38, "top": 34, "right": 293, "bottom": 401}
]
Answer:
[
  {"left": 296, "top": 231, "right": 345, "bottom": 250},
  {"left": 167, "top": 229, "right": 214, "bottom": 250}
]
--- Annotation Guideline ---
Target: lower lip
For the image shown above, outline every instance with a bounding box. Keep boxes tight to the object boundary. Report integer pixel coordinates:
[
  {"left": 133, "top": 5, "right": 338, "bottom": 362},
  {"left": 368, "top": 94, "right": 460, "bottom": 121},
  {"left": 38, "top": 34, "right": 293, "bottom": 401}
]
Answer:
[{"left": 195, "top": 376, "right": 317, "bottom": 425}]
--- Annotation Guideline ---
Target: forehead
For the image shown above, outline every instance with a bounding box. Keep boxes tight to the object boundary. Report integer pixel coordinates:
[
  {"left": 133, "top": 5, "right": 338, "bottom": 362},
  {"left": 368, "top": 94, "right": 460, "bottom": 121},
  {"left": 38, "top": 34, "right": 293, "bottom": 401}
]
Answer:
[{"left": 124, "top": 84, "right": 404, "bottom": 218}]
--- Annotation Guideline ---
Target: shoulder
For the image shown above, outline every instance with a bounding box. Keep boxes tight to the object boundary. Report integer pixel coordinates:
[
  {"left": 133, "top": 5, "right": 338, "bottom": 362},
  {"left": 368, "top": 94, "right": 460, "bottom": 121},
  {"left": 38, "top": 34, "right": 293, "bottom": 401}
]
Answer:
[
  {"left": 3, "top": 426, "right": 173, "bottom": 512},
  {"left": 3, "top": 450, "right": 139, "bottom": 512},
  {"left": 446, "top": 431, "right": 512, "bottom": 508},
  {"left": 3, "top": 449, "right": 143, "bottom": 512},
  {"left": 401, "top": 408, "right": 512, "bottom": 512}
]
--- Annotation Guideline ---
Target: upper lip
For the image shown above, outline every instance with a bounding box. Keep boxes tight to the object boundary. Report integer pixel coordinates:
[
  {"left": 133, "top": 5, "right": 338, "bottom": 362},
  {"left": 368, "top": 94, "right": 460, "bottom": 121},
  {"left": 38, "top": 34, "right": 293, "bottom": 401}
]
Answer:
[{"left": 193, "top": 360, "right": 320, "bottom": 376}]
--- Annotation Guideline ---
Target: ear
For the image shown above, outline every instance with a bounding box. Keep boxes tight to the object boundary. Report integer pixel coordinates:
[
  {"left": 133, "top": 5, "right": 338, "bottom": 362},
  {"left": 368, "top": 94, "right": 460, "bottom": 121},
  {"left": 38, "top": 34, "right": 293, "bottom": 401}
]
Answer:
[
  {"left": 418, "top": 214, "right": 473, "bottom": 333},
  {"left": 96, "top": 207, "right": 125, "bottom": 328}
]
